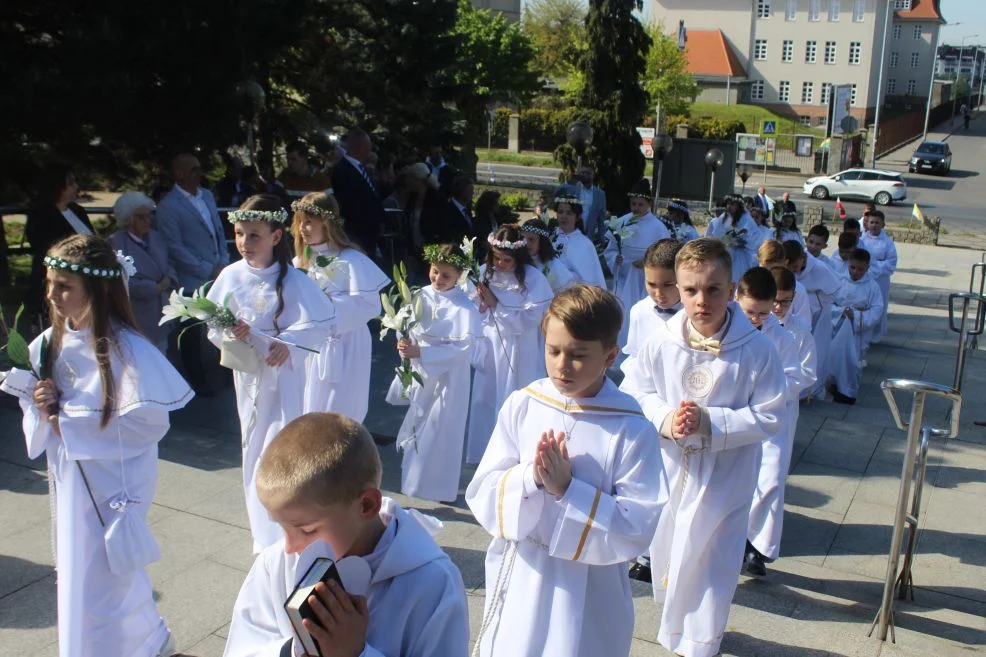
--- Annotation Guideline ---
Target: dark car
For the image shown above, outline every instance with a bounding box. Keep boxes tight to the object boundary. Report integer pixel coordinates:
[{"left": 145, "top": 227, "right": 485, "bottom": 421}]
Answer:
[{"left": 908, "top": 141, "right": 952, "bottom": 175}]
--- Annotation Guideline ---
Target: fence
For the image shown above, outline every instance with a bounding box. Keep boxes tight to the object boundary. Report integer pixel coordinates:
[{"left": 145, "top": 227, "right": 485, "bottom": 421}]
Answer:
[{"left": 874, "top": 94, "right": 982, "bottom": 158}]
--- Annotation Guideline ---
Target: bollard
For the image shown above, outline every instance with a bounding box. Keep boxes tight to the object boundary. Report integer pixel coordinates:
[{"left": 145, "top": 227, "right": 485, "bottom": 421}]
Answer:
[
  {"left": 947, "top": 292, "right": 986, "bottom": 393},
  {"left": 869, "top": 379, "right": 961, "bottom": 643}
]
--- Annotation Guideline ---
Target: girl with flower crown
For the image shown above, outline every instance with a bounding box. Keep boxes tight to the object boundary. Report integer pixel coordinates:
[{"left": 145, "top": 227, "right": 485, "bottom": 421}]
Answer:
[
  {"left": 551, "top": 191, "right": 606, "bottom": 288},
  {"left": 705, "top": 194, "right": 760, "bottom": 283},
  {"left": 290, "top": 192, "right": 390, "bottom": 422},
  {"left": 666, "top": 198, "right": 699, "bottom": 243},
  {"left": 1, "top": 234, "right": 193, "bottom": 657},
  {"left": 394, "top": 243, "right": 483, "bottom": 502},
  {"left": 206, "top": 194, "right": 335, "bottom": 552},
  {"left": 603, "top": 180, "right": 671, "bottom": 349},
  {"left": 466, "top": 224, "right": 553, "bottom": 464},
  {"left": 521, "top": 218, "right": 576, "bottom": 293}
]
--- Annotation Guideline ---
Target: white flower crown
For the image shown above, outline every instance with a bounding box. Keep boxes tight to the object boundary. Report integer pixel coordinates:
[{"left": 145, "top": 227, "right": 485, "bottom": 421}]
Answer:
[
  {"left": 291, "top": 200, "right": 342, "bottom": 224},
  {"left": 488, "top": 234, "right": 527, "bottom": 250},
  {"left": 226, "top": 209, "right": 289, "bottom": 224}
]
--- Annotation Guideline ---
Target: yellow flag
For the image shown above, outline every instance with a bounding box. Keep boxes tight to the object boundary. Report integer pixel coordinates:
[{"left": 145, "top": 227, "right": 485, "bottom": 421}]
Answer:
[{"left": 912, "top": 203, "right": 924, "bottom": 223}]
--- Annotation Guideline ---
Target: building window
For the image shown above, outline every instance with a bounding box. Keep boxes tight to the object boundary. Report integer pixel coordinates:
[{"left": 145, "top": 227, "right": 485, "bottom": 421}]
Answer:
[
  {"left": 907, "top": 79, "right": 916, "bottom": 95},
  {"left": 888, "top": 78, "right": 897, "bottom": 94},
  {"left": 783, "top": 40, "right": 794, "bottom": 62},
  {"left": 817, "top": 116, "right": 828, "bottom": 126},
  {"left": 890, "top": 52, "right": 899, "bottom": 67},
  {"left": 757, "top": 0, "right": 772, "bottom": 18},
  {"left": 853, "top": 0, "right": 864, "bottom": 22},
  {"left": 806, "top": 41, "right": 818, "bottom": 63},
  {"left": 755, "top": 39, "right": 768, "bottom": 61},
  {"left": 802, "top": 81, "right": 815, "bottom": 103},
  {"left": 821, "top": 82, "right": 832, "bottom": 105},
  {"left": 913, "top": 24, "right": 923, "bottom": 39},
  {"left": 849, "top": 41, "right": 862, "bottom": 65},
  {"left": 829, "top": 0, "right": 840, "bottom": 21},
  {"left": 893, "top": 25, "right": 902, "bottom": 39},
  {"left": 851, "top": 83, "right": 857, "bottom": 105},
  {"left": 809, "top": 0, "right": 820, "bottom": 21},
  {"left": 800, "top": 116, "right": 813, "bottom": 126},
  {"left": 751, "top": 80, "right": 765, "bottom": 100},
  {"left": 910, "top": 52, "right": 919, "bottom": 68},
  {"left": 894, "top": 0, "right": 912, "bottom": 9},
  {"left": 825, "top": 41, "right": 837, "bottom": 64},
  {"left": 787, "top": 0, "right": 797, "bottom": 20},
  {"left": 779, "top": 81, "right": 791, "bottom": 102}
]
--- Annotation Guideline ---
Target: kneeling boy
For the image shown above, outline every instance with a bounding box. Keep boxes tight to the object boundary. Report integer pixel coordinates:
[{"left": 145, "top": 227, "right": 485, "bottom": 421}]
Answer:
[{"left": 224, "top": 413, "right": 469, "bottom": 657}]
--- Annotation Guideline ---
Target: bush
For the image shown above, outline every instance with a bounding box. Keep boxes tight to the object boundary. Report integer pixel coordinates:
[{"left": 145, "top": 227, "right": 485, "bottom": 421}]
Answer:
[{"left": 499, "top": 191, "right": 531, "bottom": 211}]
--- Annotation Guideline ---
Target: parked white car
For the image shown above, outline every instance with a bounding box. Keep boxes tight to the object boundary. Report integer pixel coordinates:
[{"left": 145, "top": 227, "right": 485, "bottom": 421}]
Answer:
[{"left": 802, "top": 168, "right": 907, "bottom": 206}]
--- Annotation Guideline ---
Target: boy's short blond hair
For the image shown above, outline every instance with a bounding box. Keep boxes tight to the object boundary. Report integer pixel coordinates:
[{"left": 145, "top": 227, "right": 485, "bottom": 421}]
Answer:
[
  {"left": 540, "top": 284, "right": 622, "bottom": 349},
  {"left": 757, "top": 240, "right": 785, "bottom": 267},
  {"left": 676, "top": 237, "right": 732, "bottom": 274},
  {"left": 256, "top": 413, "right": 382, "bottom": 510}
]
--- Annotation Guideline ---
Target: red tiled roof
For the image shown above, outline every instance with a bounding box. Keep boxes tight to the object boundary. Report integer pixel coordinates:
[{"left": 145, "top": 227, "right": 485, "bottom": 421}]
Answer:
[
  {"left": 684, "top": 30, "right": 747, "bottom": 78},
  {"left": 895, "top": 0, "right": 944, "bottom": 21}
]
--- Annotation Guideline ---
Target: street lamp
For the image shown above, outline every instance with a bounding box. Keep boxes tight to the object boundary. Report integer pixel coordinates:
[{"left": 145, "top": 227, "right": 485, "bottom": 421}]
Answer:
[
  {"left": 566, "top": 120, "right": 594, "bottom": 170},
  {"left": 651, "top": 133, "right": 673, "bottom": 211},
  {"left": 951, "top": 34, "right": 979, "bottom": 124},
  {"left": 924, "top": 22, "right": 963, "bottom": 139},
  {"left": 737, "top": 165, "right": 752, "bottom": 195},
  {"left": 705, "top": 148, "right": 725, "bottom": 212},
  {"left": 871, "top": 0, "right": 893, "bottom": 168}
]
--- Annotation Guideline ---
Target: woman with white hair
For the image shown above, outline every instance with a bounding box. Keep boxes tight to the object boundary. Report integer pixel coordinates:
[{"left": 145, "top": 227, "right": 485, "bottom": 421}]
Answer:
[{"left": 108, "top": 191, "right": 177, "bottom": 352}]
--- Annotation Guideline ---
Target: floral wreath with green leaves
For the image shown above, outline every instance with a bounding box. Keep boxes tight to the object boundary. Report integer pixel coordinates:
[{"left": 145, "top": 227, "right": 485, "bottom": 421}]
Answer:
[
  {"left": 226, "top": 209, "right": 289, "bottom": 225},
  {"left": 422, "top": 244, "right": 472, "bottom": 272},
  {"left": 291, "top": 200, "right": 343, "bottom": 225}
]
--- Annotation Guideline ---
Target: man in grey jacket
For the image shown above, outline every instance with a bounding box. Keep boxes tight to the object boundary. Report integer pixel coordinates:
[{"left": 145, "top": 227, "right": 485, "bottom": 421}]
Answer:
[{"left": 577, "top": 166, "right": 607, "bottom": 244}]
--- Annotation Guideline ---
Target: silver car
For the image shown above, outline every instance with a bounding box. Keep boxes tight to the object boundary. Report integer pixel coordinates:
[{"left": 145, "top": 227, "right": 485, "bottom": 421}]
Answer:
[{"left": 802, "top": 168, "right": 908, "bottom": 206}]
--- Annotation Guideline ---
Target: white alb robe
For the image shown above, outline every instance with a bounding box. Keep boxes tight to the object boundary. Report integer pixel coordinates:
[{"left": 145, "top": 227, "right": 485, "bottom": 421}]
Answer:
[
  {"left": 466, "top": 265, "right": 553, "bottom": 464},
  {"left": 790, "top": 280, "right": 814, "bottom": 331},
  {"left": 554, "top": 228, "right": 606, "bottom": 289},
  {"left": 622, "top": 298, "right": 681, "bottom": 358},
  {"left": 704, "top": 212, "right": 760, "bottom": 283},
  {"left": 295, "top": 244, "right": 389, "bottom": 422},
  {"left": 828, "top": 251, "right": 849, "bottom": 277},
  {"left": 671, "top": 222, "right": 700, "bottom": 243},
  {"left": 858, "top": 231, "right": 898, "bottom": 341},
  {"left": 619, "top": 306, "right": 787, "bottom": 657},
  {"left": 207, "top": 260, "right": 335, "bottom": 551},
  {"left": 397, "top": 284, "right": 483, "bottom": 502},
  {"left": 774, "top": 227, "right": 804, "bottom": 245},
  {"left": 603, "top": 212, "right": 672, "bottom": 348},
  {"left": 465, "top": 379, "right": 665, "bottom": 657},
  {"left": 795, "top": 253, "right": 843, "bottom": 398},
  {"left": 1, "top": 325, "right": 193, "bottom": 657},
  {"left": 747, "top": 314, "right": 815, "bottom": 561},
  {"left": 223, "top": 499, "right": 469, "bottom": 657},
  {"left": 829, "top": 273, "right": 884, "bottom": 398}
]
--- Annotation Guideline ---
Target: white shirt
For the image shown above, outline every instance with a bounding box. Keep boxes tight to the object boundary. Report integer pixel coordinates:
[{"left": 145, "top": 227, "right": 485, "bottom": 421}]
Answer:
[
  {"left": 174, "top": 184, "right": 215, "bottom": 239},
  {"left": 580, "top": 185, "right": 594, "bottom": 211},
  {"left": 61, "top": 207, "right": 93, "bottom": 236}
]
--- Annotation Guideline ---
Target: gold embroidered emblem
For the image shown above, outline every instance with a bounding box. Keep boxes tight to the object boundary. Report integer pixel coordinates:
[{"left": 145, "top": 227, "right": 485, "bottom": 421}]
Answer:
[{"left": 681, "top": 364, "right": 715, "bottom": 399}]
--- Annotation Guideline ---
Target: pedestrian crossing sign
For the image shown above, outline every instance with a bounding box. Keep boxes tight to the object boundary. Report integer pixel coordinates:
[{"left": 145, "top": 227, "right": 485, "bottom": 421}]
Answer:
[{"left": 763, "top": 121, "right": 777, "bottom": 135}]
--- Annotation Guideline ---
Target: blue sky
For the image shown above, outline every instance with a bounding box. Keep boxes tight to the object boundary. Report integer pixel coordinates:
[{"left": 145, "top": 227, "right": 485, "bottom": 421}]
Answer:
[{"left": 940, "top": 0, "right": 986, "bottom": 46}]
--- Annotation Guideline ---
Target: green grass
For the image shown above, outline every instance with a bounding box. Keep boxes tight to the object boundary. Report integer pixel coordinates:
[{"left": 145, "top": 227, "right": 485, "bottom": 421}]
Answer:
[
  {"left": 689, "top": 102, "right": 827, "bottom": 136},
  {"left": 476, "top": 149, "right": 556, "bottom": 167}
]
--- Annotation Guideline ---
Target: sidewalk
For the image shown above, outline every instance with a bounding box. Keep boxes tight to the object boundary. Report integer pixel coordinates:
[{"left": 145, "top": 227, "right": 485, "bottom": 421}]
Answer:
[{"left": 1, "top": 242, "right": 985, "bottom": 656}]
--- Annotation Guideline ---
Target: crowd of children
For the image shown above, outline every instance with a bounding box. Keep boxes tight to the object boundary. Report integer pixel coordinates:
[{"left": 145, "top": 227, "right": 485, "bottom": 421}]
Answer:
[{"left": 1, "top": 186, "right": 897, "bottom": 657}]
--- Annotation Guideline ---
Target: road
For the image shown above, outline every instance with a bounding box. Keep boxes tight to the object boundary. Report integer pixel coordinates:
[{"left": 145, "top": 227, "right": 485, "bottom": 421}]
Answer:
[{"left": 479, "top": 117, "right": 986, "bottom": 235}]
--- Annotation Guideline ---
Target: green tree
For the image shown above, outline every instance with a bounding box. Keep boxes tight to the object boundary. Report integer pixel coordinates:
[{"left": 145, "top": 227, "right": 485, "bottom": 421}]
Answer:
[
  {"left": 522, "top": 0, "right": 587, "bottom": 81},
  {"left": 644, "top": 22, "right": 699, "bottom": 116},
  {"left": 578, "top": 0, "right": 651, "bottom": 211},
  {"left": 452, "top": 0, "right": 540, "bottom": 176}
]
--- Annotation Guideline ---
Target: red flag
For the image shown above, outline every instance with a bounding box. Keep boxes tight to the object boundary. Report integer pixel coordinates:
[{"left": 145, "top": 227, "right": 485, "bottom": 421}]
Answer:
[{"left": 836, "top": 197, "right": 846, "bottom": 219}]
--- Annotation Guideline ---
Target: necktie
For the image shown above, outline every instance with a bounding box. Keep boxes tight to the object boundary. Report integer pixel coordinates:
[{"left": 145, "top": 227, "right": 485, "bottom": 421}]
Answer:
[
  {"left": 687, "top": 334, "right": 722, "bottom": 357},
  {"left": 358, "top": 164, "right": 376, "bottom": 193}
]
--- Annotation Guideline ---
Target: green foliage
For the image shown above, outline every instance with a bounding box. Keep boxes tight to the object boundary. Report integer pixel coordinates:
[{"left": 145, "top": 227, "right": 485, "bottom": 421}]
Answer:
[
  {"left": 499, "top": 192, "right": 531, "bottom": 211},
  {"left": 578, "top": 0, "right": 651, "bottom": 211},
  {"left": 954, "top": 76, "right": 970, "bottom": 99},
  {"left": 522, "top": 0, "right": 587, "bottom": 81},
  {"left": 691, "top": 117, "right": 747, "bottom": 140},
  {"left": 644, "top": 22, "right": 699, "bottom": 115}
]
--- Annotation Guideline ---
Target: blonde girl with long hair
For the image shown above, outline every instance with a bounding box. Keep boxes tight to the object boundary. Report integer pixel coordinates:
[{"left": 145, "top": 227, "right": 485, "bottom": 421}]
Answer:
[{"left": 291, "top": 192, "right": 390, "bottom": 421}]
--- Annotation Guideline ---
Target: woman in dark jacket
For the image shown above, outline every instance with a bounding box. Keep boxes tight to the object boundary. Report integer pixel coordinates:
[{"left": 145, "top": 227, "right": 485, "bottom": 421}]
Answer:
[{"left": 25, "top": 164, "right": 95, "bottom": 316}]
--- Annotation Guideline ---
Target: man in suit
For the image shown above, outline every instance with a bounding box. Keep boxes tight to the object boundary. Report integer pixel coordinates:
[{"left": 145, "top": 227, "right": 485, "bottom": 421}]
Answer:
[
  {"left": 332, "top": 128, "right": 386, "bottom": 255},
  {"left": 430, "top": 176, "right": 483, "bottom": 249},
  {"left": 754, "top": 186, "right": 772, "bottom": 215},
  {"left": 425, "top": 144, "right": 457, "bottom": 200},
  {"left": 578, "top": 166, "right": 607, "bottom": 244},
  {"left": 155, "top": 153, "right": 229, "bottom": 394}
]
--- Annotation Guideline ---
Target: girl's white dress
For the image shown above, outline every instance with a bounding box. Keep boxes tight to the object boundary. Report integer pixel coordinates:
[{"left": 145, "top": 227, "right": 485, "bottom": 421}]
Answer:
[
  {"left": 1, "top": 325, "right": 193, "bottom": 657},
  {"left": 671, "top": 222, "right": 700, "bottom": 243},
  {"left": 466, "top": 264, "right": 553, "bottom": 464},
  {"left": 773, "top": 226, "right": 804, "bottom": 245},
  {"left": 532, "top": 254, "right": 576, "bottom": 294},
  {"left": 294, "top": 244, "right": 389, "bottom": 422},
  {"left": 704, "top": 211, "right": 760, "bottom": 283},
  {"left": 397, "top": 284, "right": 483, "bottom": 502},
  {"left": 207, "top": 260, "right": 335, "bottom": 552},
  {"left": 553, "top": 228, "right": 606, "bottom": 289}
]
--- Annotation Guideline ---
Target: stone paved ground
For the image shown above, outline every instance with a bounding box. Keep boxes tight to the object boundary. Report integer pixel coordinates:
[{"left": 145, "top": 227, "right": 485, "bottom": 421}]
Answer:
[{"left": 2, "top": 242, "right": 985, "bottom": 656}]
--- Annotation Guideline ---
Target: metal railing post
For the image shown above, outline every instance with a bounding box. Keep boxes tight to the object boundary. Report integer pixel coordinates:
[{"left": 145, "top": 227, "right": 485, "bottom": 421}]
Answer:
[{"left": 947, "top": 292, "right": 986, "bottom": 392}]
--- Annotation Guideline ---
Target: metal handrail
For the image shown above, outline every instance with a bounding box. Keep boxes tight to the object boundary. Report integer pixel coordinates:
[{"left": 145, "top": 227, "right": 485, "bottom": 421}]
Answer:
[
  {"left": 871, "top": 378, "right": 962, "bottom": 643},
  {"left": 947, "top": 293, "right": 986, "bottom": 392}
]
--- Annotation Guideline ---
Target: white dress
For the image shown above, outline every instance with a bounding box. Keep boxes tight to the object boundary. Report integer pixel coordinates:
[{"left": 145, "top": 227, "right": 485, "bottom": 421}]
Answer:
[
  {"left": 531, "top": 254, "right": 576, "bottom": 294},
  {"left": 619, "top": 306, "right": 787, "bottom": 657},
  {"left": 294, "top": 244, "right": 389, "bottom": 422},
  {"left": 465, "top": 379, "right": 665, "bottom": 657},
  {"left": 207, "top": 260, "right": 335, "bottom": 552},
  {"left": 671, "top": 222, "right": 700, "bottom": 243},
  {"left": 858, "top": 231, "right": 898, "bottom": 342},
  {"left": 466, "top": 265, "right": 553, "bottom": 464},
  {"left": 829, "top": 273, "right": 884, "bottom": 398},
  {"left": 704, "top": 212, "right": 761, "bottom": 283},
  {"left": 553, "top": 228, "right": 606, "bottom": 289},
  {"left": 223, "top": 499, "right": 469, "bottom": 657},
  {"left": 774, "top": 227, "right": 804, "bottom": 245},
  {"left": 1, "top": 325, "right": 193, "bottom": 657},
  {"left": 747, "top": 314, "right": 815, "bottom": 561},
  {"left": 795, "top": 254, "right": 844, "bottom": 398},
  {"left": 603, "top": 212, "right": 671, "bottom": 348},
  {"left": 397, "top": 285, "right": 483, "bottom": 502}
]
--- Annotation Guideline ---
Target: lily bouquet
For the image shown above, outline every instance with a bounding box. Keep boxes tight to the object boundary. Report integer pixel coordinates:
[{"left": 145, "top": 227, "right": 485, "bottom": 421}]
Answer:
[
  {"left": 721, "top": 227, "right": 749, "bottom": 251},
  {"left": 458, "top": 236, "right": 482, "bottom": 287},
  {"left": 605, "top": 215, "right": 638, "bottom": 257},
  {"left": 379, "top": 261, "right": 424, "bottom": 398}
]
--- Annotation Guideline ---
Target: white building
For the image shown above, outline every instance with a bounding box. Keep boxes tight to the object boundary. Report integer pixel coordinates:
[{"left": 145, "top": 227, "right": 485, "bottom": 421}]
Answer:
[
  {"left": 653, "top": 0, "right": 944, "bottom": 127},
  {"left": 472, "top": 0, "right": 520, "bottom": 22}
]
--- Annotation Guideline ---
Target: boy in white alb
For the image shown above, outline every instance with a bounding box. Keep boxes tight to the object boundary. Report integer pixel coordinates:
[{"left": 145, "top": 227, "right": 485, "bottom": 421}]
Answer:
[
  {"left": 466, "top": 285, "right": 666, "bottom": 657},
  {"left": 828, "top": 232, "right": 858, "bottom": 278},
  {"left": 224, "top": 413, "right": 469, "bottom": 657},
  {"left": 805, "top": 225, "right": 833, "bottom": 270},
  {"left": 858, "top": 210, "right": 897, "bottom": 343},
  {"left": 623, "top": 239, "right": 684, "bottom": 360},
  {"left": 828, "top": 248, "right": 884, "bottom": 405},
  {"left": 736, "top": 268, "right": 816, "bottom": 577},
  {"left": 620, "top": 238, "right": 787, "bottom": 657}
]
